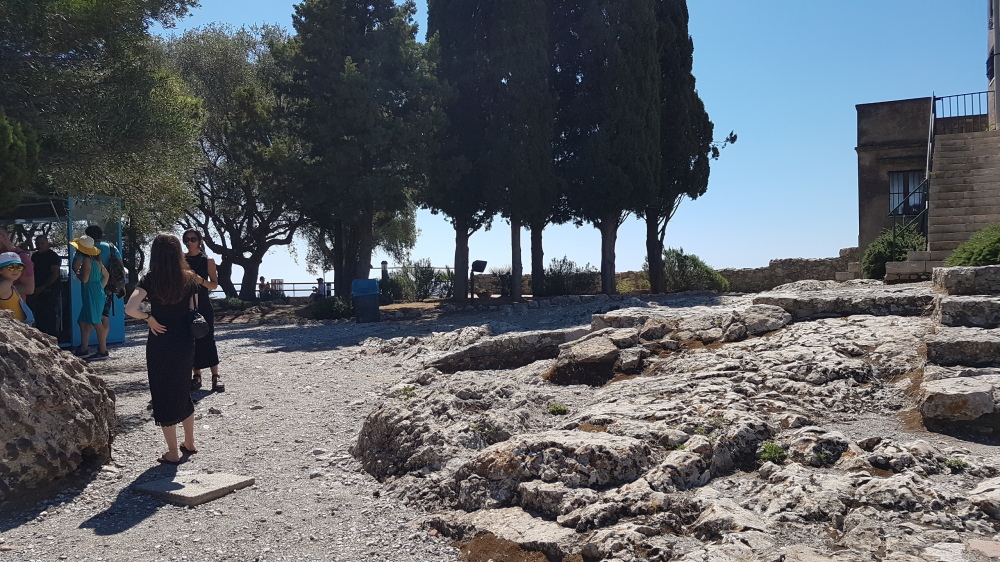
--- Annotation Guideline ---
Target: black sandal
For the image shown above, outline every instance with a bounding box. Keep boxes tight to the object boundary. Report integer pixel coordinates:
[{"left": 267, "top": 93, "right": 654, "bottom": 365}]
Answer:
[
  {"left": 211, "top": 374, "right": 225, "bottom": 393},
  {"left": 191, "top": 373, "right": 202, "bottom": 390}
]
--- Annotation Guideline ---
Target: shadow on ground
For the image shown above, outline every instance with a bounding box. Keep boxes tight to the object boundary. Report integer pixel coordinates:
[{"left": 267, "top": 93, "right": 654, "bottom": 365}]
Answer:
[{"left": 78, "top": 463, "right": 184, "bottom": 535}]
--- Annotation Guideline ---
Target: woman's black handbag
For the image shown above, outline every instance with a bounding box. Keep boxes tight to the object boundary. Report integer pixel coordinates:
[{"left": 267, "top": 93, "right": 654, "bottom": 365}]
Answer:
[{"left": 190, "top": 293, "right": 210, "bottom": 339}]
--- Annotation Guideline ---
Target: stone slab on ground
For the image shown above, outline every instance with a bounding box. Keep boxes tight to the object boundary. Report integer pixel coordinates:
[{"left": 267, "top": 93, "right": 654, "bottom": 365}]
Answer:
[
  {"left": 134, "top": 472, "right": 255, "bottom": 506},
  {"left": 926, "top": 327, "right": 1000, "bottom": 368},
  {"left": 752, "top": 285, "right": 935, "bottom": 319}
]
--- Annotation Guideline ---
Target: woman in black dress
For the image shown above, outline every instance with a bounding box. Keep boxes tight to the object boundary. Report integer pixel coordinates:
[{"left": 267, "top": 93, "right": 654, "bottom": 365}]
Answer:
[
  {"left": 124, "top": 234, "right": 200, "bottom": 464},
  {"left": 182, "top": 229, "right": 223, "bottom": 392}
]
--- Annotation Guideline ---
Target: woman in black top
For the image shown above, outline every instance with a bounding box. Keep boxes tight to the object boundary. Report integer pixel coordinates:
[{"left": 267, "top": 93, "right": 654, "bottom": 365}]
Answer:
[
  {"left": 182, "top": 229, "right": 223, "bottom": 392},
  {"left": 125, "top": 234, "right": 200, "bottom": 465}
]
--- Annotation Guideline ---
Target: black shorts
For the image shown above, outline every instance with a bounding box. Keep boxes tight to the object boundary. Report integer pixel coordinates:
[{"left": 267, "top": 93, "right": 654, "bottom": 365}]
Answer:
[{"left": 102, "top": 292, "right": 113, "bottom": 317}]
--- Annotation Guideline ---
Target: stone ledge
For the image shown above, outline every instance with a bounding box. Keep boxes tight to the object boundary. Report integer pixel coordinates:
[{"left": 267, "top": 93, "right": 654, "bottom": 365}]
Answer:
[
  {"left": 134, "top": 472, "right": 255, "bottom": 506},
  {"left": 933, "top": 265, "right": 1000, "bottom": 295}
]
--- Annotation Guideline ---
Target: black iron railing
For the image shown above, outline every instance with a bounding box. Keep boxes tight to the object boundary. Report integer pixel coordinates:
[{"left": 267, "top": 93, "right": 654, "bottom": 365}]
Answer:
[{"left": 934, "top": 91, "right": 994, "bottom": 135}]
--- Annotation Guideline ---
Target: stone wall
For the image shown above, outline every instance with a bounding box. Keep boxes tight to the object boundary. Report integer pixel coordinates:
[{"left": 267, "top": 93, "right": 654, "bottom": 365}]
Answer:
[{"left": 718, "top": 247, "right": 860, "bottom": 293}]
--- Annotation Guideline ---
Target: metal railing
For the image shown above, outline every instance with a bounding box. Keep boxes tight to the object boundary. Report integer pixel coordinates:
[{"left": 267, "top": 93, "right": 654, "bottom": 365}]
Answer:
[
  {"left": 208, "top": 282, "right": 327, "bottom": 299},
  {"left": 934, "top": 91, "right": 994, "bottom": 135}
]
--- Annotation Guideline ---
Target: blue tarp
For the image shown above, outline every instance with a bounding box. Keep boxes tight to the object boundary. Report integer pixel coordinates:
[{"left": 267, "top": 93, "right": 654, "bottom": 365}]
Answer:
[{"left": 351, "top": 278, "right": 379, "bottom": 296}]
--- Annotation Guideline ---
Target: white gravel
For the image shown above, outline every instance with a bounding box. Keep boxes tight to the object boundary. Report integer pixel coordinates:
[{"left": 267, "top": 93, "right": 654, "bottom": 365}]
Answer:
[{"left": 0, "top": 293, "right": 740, "bottom": 561}]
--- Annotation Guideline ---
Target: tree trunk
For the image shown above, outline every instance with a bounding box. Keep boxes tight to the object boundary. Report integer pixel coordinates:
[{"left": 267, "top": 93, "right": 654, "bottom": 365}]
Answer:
[
  {"left": 598, "top": 219, "right": 618, "bottom": 296},
  {"left": 453, "top": 221, "right": 470, "bottom": 302},
  {"left": 510, "top": 215, "right": 522, "bottom": 301},
  {"left": 217, "top": 260, "right": 238, "bottom": 298},
  {"left": 530, "top": 218, "right": 545, "bottom": 297},
  {"left": 239, "top": 261, "right": 261, "bottom": 301},
  {"left": 645, "top": 210, "right": 665, "bottom": 294},
  {"left": 352, "top": 203, "right": 376, "bottom": 284},
  {"left": 332, "top": 219, "right": 349, "bottom": 297}
]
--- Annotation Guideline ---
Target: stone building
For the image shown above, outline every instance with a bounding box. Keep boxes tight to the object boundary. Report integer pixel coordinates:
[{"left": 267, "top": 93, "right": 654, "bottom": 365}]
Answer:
[{"left": 850, "top": 0, "right": 1000, "bottom": 281}]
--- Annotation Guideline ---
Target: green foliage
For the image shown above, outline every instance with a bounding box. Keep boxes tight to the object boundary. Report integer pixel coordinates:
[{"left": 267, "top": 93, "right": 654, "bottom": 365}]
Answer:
[
  {"left": 435, "top": 266, "right": 455, "bottom": 299},
  {"left": 0, "top": 0, "right": 201, "bottom": 218},
  {"left": 386, "top": 270, "right": 416, "bottom": 303},
  {"left": 548, "top": 403, "right": 569, "bottom": 415},
  {"left": 945, "top": 223, "right": 1000, "bottom": 266},
  {"left": 616, "top": 273, "right": 651, "bottom": 294},
  {"left": 394, "top": 385, "right": 417, "bottom": 401},
  {"left": 861, "top": 224, "right": 926, "bottom": 279},
  {"left": 490, "top": 266, "right": 513, "bottom": 298},
  {"left": 650, "top": 248, "right": 729, "bottom": 293},
  {"left": 758, "top": 441, "right": 787, "bottom": 464},
  {"left": 0, "top": 110, "right": 39, "bottom": 211},
  {"left": 539, "top": 256, "right": 600, "bottom": 296},
  {"left": 302, "top": 296, "right": 353, "bottom": 320},
  {"left": 213, "top": 297, "right": 253, "bottom": 311},
  {"left": 408, "top": 259, "right": 438, "bottom": 300},
  {"left": 280, "top": 0, "right": 439, "bottom": 296},
  {"left": 944, "top": 458, "right": 969, "bottom": 474}
]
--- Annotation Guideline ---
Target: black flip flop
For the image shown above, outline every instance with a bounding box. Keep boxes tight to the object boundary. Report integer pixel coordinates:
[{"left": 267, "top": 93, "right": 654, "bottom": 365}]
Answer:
[
  {"left": 156, "top": 455, "right": 185, "bottom": 465},
  {"left": 179, "top": 444, "right": 198, "bottom": 455}
]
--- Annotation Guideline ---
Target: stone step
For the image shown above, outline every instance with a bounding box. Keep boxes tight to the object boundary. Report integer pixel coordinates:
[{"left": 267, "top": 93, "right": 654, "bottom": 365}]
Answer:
[
  {"left": 929, "top": 230, "right": 977, "bottom": 243},
  {"left": 929, "top": 190, "right": 1000, "bottom": 203},
  {"left": 935, "top": 130, "right": 1000, "bottom": 141},
  {"left": 929, "top": 222, "right": 996, "bottom": 235},
  {"left": 930, "top": 250, "right": 954, "bottom": 261},
  {"left": 930, "top": 240, "right": 963, "bottom": 251},
  {"left": 847, "top": 261, "right": 862, "bottom": 273},
  {"left": 907, "top": 251, "right": 931, "bottom": 261},
  {"left": 928, "top": 208, "right": 1000, "bottom": 221},
  {"left": 753, "top": 285, "right": 935, "bottom": 320},
  {"left": 929, "top": 178, "right": 1000, "bottom": 193},
  {"left": 835, "top": 271, "right": 857, "bottom": 282},
  {"left": 926, "top": 326, "right": 1000, "bottom": 367},
  {"left": 934, "top": 295, "right": 1000, "bottom": 327},
  {"left": 932, "top": 168, "right": 1000, "bottom": 179},
  {"left": 933, "top": 265, "right": 1000, "bottom": 295},
  {"left": 886, "top": 260, "right": 945, "bottom": 274}
]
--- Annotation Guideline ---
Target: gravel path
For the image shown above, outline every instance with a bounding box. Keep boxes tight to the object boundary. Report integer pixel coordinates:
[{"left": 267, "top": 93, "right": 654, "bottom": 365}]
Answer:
[{"left": 0, "top": 295, "right": 709, "bottom": 562}]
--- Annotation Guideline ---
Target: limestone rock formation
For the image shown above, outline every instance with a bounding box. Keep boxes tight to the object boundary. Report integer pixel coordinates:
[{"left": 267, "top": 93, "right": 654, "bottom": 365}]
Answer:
[
  {"left": 0, "top": 312, "right": 116, "bottom": 502},
  {"left": 352, "top": 278, "right": 1000, "bottom": 560}
]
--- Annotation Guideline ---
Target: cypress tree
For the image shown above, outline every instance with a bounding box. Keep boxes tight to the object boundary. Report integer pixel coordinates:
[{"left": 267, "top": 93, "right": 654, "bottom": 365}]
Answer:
[
  {"left": 644, "top": 0, "right": 716, "bottom": 294},
  {"left": 554, "top": 0, "right": 661, "bottom": 295}
]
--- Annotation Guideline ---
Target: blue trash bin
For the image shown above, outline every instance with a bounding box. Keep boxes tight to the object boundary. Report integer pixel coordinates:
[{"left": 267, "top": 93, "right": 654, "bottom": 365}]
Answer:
[{"left": 352, "top": 279, "right": 380, "bottom": 323}]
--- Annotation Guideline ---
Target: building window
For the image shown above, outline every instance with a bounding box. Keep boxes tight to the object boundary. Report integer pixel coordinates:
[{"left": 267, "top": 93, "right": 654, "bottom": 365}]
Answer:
[{"left": 889, "top": 171, "right": 926, "bottom": 215}]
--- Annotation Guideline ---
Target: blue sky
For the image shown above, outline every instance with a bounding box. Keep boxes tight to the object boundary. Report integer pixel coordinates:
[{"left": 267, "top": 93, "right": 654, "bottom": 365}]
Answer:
[{"left": 156, "top": 1, "right": 987, "bottom": 287}]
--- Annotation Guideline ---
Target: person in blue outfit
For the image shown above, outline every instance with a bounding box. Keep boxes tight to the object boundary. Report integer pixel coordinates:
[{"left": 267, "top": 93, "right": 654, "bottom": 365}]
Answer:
[
  {"left": 84, "top": 225, "right": 122, "bottom": 359},
  {"left": 70, "top": 235, "right": 108, "bottom": 360}
]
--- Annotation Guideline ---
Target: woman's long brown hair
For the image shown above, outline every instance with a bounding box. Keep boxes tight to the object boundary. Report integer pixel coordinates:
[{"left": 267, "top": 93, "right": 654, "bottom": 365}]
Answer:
[{"left": 146, "top": 234, "right": 196, "bottom": 304}]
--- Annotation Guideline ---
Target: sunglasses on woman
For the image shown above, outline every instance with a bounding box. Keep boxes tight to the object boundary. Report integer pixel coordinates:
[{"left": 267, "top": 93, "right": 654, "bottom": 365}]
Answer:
[
  {"left": 183, "top": 237, "right": 199, "bottom": 243},
  {"left": 3, "top": 264, "right": 24, "bottom": 272}
]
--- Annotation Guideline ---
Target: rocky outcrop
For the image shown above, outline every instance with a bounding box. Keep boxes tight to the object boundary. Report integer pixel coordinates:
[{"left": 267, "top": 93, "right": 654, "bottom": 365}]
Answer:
[
  {"left": 423, "top": 327, "right": 589, "bottom": 373},
  {"left": 0, "top": 313, "right": 116, "bottom": 502},
  {"left": 351, "top": 283, "right": 1000, "bottom": 561}
]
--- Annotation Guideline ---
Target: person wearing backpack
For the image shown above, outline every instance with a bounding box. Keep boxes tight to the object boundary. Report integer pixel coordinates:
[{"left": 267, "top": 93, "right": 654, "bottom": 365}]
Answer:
[{"left": 82, "top": 225, "right": 123, "bottom": 360}]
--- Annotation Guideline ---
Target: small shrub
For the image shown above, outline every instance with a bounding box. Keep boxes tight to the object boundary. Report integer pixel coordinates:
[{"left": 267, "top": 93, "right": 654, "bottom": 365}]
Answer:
[
  {"left": 410, "top": 258, "right": 437, "bottom": 300},
  {"left": 490, "top": 265, "right": 513, "bottom": 297},
  {"left": 434, "top": 266, "right": 455, "bottom": 298},
  {"left": 616, "top": 273, "right": 651, "bottom": 294},
  {"left": 213, "top": 297, "right": 252, "bottom": 312},
  {"left": 945, "top": 223, "right": 1000, "bottom": 266},
  {"left": 861, "top": 223, "right": 926, "bottom": 279},
  {"left": 540, "top": 256, "right": 599, "bottom": 296},
  {"left": 387, "top": 270, "right": 416, "bottom": 302},
  {"left": 944, "top": 458, "right": 969, "bottom": 473},
  {"left": 548, "top": 403, "right": 569, "bottom": 415},
  {"left": 648, "top": 248, "right": 729, "bottom": 293},
  {"left": 395, "top": 385, "right": 417, "bottom": 401},
  {"left": 758, "top": 441, "right": 787, "bottom": 464},
  {"left": 302, "top": 296, "right": 353, "bottom": 320}
]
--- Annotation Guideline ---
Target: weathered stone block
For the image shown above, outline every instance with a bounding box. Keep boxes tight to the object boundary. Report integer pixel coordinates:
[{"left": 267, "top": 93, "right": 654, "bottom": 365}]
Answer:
[{"left": 134, "top": 472, "right": 255, "bottom": 506}]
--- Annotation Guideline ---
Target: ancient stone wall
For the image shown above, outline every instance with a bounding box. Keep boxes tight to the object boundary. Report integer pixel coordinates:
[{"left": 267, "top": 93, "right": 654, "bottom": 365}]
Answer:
[{"left": 718, "top": 247, "right": 859, "bottom": 293}]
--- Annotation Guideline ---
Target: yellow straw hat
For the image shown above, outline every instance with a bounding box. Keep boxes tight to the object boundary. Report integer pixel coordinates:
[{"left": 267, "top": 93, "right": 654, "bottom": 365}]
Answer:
[{"left": 70, "top": 235, "right": 101, "bottom": 256}]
